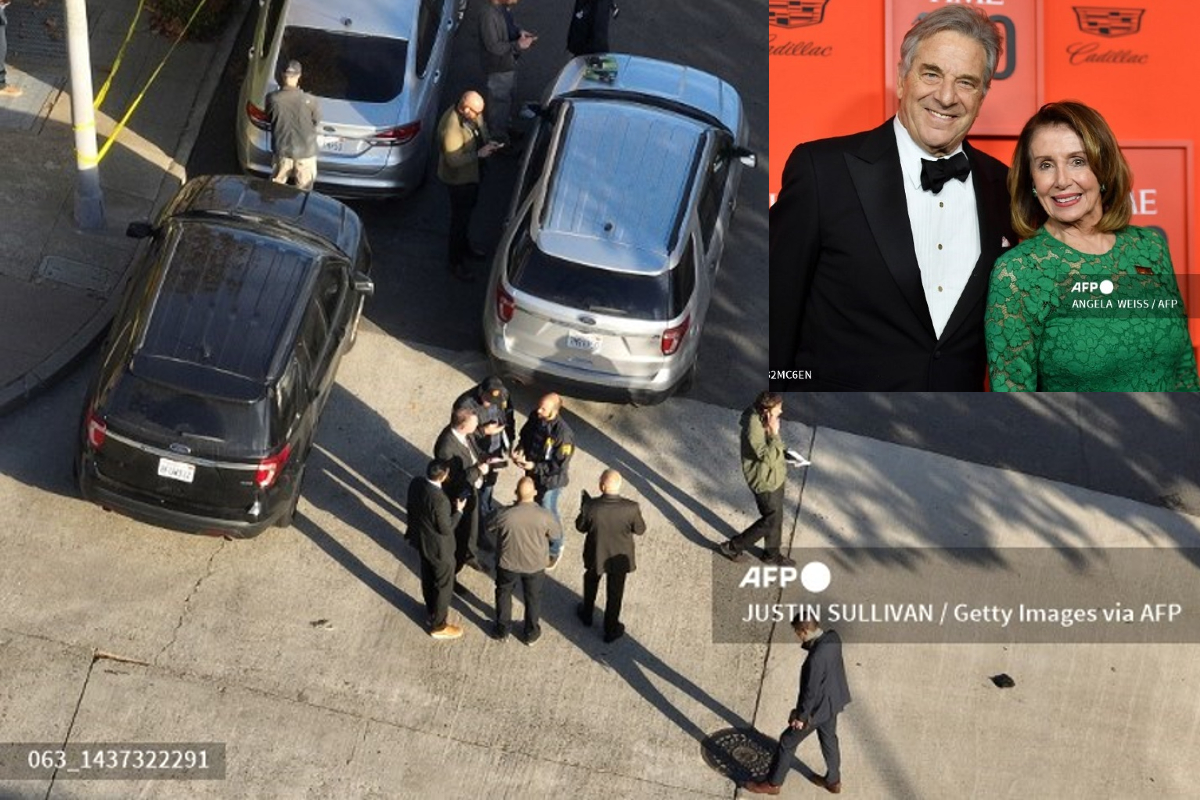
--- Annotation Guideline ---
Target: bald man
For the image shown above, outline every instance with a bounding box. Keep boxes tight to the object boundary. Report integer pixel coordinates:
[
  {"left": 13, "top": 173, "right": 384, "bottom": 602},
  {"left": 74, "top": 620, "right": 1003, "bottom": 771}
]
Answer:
[
  {"left": 438, "top": 90, "right": 503, "bottom": 282},
  {"left": 513, "top": 393, "right": 575, "bottom": 570},
  {"left": 574, "top": 469, "right": 646, "bottom": 643},
  {"left": 489, "top": 477, "right": 560, "bottom": 644}
]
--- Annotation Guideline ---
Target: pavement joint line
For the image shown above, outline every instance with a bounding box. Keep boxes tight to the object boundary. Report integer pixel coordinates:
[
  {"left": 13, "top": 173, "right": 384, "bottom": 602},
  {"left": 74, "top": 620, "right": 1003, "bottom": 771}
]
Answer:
[
  {"left": 46, "top": 647, "right": 103, "bottom": 799},
  {"left": 155, "top": 537, "right": 228, "bottom": 665}
]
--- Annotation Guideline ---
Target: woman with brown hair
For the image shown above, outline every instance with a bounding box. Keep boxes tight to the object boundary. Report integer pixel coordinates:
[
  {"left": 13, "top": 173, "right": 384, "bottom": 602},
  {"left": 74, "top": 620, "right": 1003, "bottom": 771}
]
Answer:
[{"left": 985, "top": 101, "right": 1198, "bottom": 391}]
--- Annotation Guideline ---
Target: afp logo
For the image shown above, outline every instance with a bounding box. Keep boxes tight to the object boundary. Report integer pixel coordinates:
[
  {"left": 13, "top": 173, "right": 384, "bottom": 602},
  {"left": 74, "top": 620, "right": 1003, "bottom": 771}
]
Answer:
[
  {"left": 1074, "top": 7, "right": 1146, "bottom": 37},
  {"left": 770, "top": 0, "right": 831, "bottom": 28}
]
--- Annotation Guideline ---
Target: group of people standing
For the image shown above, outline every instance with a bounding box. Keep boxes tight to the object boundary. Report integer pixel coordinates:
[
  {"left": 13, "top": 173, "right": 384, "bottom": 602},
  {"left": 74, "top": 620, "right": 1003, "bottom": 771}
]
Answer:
[
  {"left": 406, "top": 377, "right": 645, "bottom": 645},
  {"left": 771, "top": 5, "right": 1199, "bottom": 392}
]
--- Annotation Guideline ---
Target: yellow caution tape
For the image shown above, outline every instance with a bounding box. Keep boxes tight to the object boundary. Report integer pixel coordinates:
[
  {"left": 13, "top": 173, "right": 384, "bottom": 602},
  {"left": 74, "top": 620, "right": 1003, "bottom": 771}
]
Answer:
[
  {"left": 93, "top": 0, "right": 145, "bottom": 110},
  {"left": 92, "top": 0, "right": 210, "bottom": 166}
]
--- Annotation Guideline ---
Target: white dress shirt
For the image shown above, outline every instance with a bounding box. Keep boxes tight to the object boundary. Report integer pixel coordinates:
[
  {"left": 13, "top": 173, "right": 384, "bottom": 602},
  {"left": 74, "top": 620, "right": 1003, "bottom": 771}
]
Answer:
[{"left": 893, "top": 118, "right": 981, "bottom": 339}]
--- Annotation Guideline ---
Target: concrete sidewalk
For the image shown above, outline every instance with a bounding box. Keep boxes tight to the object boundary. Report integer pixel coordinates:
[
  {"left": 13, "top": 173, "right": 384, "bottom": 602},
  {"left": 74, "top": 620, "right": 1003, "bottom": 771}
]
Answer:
[
  {"left": 0, "top": 331, "right": 1198, "bottom": 798},
  {"left": 0, "top": 0, "right": 246, "bottom": 414}
]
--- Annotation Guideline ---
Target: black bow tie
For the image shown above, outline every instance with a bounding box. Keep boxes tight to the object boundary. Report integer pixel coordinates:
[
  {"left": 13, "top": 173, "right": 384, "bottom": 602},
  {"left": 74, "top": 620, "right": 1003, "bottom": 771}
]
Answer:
[{"left": 920, "top": 152, "right": 971, "bottom": 194}]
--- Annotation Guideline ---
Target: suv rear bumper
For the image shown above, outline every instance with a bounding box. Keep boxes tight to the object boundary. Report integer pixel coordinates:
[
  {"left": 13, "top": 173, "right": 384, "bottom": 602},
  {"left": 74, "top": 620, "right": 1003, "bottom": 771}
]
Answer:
[
  {"left": 78, "top": 457, "right": 287, "bottom": 538},
  {"left": 487, "top": 344, "right": 686, "bottom": 406}
]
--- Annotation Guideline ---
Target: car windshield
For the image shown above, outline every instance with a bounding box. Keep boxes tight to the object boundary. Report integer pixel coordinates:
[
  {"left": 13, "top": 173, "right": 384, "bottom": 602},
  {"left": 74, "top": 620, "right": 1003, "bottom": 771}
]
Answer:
[
  {"left": 279, "top": 27, "right": 408, "bottom": 103},
  {"left": 509, "top": 235, "right": 689, "bottom": 321}
]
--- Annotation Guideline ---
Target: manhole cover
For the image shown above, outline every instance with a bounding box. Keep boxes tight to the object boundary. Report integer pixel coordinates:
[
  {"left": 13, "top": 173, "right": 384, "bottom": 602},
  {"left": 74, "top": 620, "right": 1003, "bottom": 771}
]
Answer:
[
  {"left": 700, "top": 727, "right": 776, "bottom": 785},
  {"left": 37, "top": 255, "right": 117, "bottom": 294}
]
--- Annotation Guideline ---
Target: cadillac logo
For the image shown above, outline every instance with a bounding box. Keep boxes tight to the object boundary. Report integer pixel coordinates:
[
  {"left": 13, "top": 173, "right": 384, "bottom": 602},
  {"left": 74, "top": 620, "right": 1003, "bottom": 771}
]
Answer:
[
  {"left": 1074, "top": 7, "right": 1145, "bottom": 37},
  {"left": 769, "top": 0, "right": 831, "bottom": 28}
]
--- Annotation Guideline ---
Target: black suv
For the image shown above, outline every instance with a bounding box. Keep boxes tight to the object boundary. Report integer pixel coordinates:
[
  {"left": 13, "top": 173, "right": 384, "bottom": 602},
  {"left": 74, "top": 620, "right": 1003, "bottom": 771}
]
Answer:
[{"left": 76, "top": 176, "right": 374, "bottom": 537}]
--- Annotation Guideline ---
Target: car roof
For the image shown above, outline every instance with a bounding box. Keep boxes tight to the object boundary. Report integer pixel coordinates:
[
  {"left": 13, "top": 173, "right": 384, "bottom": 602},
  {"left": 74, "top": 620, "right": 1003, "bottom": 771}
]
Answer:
[
  {"left": 546, "top": 53, "right": 744, "bottom": 140},
  {"left": 284, "top": 0, "right": 416, "bottom": 38},
  {"left": 165, "top": 175, "right": 364, "bottom": 261},
  {"left": 536, "top": 101, "right": 705, "bottom": 275},
  {"left": 134, "top": 220, "right": 318, "bottom": 395}
]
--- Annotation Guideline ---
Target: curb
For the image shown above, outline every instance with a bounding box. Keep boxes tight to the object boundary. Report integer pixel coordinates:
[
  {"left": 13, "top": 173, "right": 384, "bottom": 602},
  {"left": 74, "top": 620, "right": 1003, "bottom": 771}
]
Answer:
[{"left": 0, "top": 0, "right": 253, "bottom": 418}]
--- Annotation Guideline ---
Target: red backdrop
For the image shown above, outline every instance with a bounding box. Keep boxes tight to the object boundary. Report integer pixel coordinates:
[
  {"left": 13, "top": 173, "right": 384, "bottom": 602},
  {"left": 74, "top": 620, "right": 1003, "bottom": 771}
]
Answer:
[{"left": 770, "top": 0, "right": 1200, "bottom": 369}]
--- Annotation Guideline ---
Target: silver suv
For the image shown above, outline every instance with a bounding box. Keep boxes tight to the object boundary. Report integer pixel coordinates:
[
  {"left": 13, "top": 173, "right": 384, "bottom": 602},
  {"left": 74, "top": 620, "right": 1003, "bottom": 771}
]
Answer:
[
  {"left": 482, "top": 54, "right": 755, "bottom": 404},
  {"left": 235, "top": 0, "right": 460, "bottom": 196}
]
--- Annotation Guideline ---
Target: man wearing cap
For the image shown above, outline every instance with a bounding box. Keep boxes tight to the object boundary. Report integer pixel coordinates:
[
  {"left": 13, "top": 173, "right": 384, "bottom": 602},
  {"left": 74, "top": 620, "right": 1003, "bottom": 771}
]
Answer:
[
  {"left": 452, "top": 376, "right": 516, "bottom": 520},
  {"left": 267, "top": 60, "right": 321, "bottom": 190}
]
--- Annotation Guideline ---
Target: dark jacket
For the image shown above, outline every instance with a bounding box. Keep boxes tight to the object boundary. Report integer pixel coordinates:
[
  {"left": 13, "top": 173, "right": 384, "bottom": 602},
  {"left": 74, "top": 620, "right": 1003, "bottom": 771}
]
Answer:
[
  {"left": 769, "top": 118, "right": 1015, "bottom": 390},
  {"left": 795, "top": 630, "right": 851, "bottom": 726},
  {"left": 406, "top": 478, "right": 462, "bottom": 570},
  {"left": 518, "top": 413, "right": 575, "bottom": 491},
  {"left": 266, "top": 85, "right": 320, "bottom": 159},
  {"left": 433, "top": 425, "right": 483, "bottom": 501},
  {"left": 453, "top": 384, "right": 515, "bottom": 459},
  {"left": 492, "top": 501, "right": 560, "bottom": 573},
  {"left": 479, "top": 1, "right": 520, "bottom": 74},
  {"left": 567, "top": 0, "right": 612, "bottom": 56},
  {"left": 575, "top": 493, "right": 646, "bottom": 574}
]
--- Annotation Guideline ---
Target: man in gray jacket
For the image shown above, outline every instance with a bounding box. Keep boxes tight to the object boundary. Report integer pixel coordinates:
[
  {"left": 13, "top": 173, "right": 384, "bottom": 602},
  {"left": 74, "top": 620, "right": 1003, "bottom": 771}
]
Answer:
[
  {"left": 267, "top": 60, "right": 320, "bottom": 190},
  {"left": 746, "top": 614, "right": 851, "bottom": 795},
  {"left": 490, "top": 477, "right": 560, "bottom": 645},
  {"left": 478, "top": 0, "right": 536, "bottom": 144}
]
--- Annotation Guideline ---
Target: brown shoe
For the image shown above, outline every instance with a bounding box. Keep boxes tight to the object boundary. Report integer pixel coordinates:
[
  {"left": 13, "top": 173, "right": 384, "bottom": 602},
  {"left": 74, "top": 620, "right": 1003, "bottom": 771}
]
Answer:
[
  {"left": 743, "top": 781, "right": 781, "bottom": 795},
  {"left": 808, "top": 774, "right": 842, "bottom": 793},
  {"left": 430, "top": 623, "right": 463, "bottom": 640},
  {"left": 0, "top": 85, "right": 24, "bottom": 98}
]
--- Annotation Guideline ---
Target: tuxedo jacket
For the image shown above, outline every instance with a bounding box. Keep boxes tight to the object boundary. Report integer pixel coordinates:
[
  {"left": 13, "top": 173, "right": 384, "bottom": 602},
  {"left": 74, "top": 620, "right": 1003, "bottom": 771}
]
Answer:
[
  {"left": 433, "top": 426, "right": 482, "bottom": 500},
  {"left": 406, "top": 478, "right": 462, "bottom": 571},
  {"left": 770, "top": 119, "right": 1016, "bottom": 390},
  {"left": 795, "top": 629, "right": 851, "bottom": 726}
]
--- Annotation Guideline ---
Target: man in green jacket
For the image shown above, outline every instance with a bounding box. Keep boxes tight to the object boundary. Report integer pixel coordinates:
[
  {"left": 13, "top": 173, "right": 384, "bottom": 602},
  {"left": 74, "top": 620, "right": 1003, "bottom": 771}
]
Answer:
[
  {"left": 438, "top": 90, "right": 503, "bottom": 282},
  {"left": 719, "top": 392, "right": 794, "bottom": 566}
]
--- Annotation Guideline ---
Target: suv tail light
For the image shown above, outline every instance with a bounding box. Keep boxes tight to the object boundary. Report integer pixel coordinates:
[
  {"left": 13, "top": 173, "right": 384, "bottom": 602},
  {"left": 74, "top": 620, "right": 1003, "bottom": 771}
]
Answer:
[
  {"left": 86, "top": 409, "right": 107, "bottom": 450},
  {"left": 496, "top": 284, "right": 516, "bottom": 323},
  {"left": 246, "top": 102, "right": 271, "bottom": 131},
  {"left": 368, "top": 121, "right": 420, "bottom": 146},
  {"left": 661, "top": 315, "right": 690, "bottom": 356},
  {"left": 255, "top": 444, "right": 292, "bottom": 489}
]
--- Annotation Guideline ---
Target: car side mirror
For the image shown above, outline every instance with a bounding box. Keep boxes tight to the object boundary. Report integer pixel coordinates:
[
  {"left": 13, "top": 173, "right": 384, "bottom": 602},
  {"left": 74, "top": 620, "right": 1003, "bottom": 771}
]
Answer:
[
  {"left": 126, "top": 221, "right": 156, "bottom": 239},
  {"left": 353, "top": 273, "right": 375, "bottom": 296},
  {"left": 731, "top": 147, "right": 757, "bottom": 169}
]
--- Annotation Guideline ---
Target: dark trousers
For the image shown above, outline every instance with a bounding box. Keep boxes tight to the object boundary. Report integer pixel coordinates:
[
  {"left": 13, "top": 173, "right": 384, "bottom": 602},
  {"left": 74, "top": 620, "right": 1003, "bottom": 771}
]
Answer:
[
  {"left": 730, "top": 484, "right": 784, "bottom": 555},
  {"left": 454, "top": 491, "right": 480, "bottom": 570},
  {"left": 767, "top": 714, "right": 841, "bottom": 786},
  {"left": 0, "top": 8, "right": 9, "bottom": 88},
  {"left": 420, "top": 556, "right": 455, "bottom": 628},
  {"left": 446, "top": 181, "right": 480, "bottom": 268},
  {"left": 495, "top": 567, "right": 545, "bottom": 635},
  {"left": 582, "top": 568, "right": 628, "bottom": 636}
]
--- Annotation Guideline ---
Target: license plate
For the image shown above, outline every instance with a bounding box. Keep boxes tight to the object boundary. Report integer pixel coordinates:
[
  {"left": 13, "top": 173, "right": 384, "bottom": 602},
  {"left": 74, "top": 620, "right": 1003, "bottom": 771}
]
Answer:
[
  {"left": 157, "top": 457, "right": 195, "bottom": 484},
  {"left": 317, "top": 135, "right": 344, "bottom": 154},
  {"left": 566, "top": 332, "right": 602, "bottom": 352}
]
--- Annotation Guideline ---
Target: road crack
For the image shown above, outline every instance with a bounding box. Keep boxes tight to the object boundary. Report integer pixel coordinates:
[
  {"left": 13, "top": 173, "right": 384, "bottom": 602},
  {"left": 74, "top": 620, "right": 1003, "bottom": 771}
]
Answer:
[{"left": 155, "top": 538, "right": 227, "bottom": 664}]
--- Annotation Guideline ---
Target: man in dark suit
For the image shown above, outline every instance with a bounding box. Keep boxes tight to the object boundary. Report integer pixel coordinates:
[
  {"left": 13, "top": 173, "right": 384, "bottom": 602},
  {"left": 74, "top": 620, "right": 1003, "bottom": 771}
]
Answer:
[
  {"left": 434, "top": 408, "right": 490, "bottom": 573},
  {"left": 574, "top": 469, "right": 646, "bottom": 643},
  {"left": 745, "top": 614, "right": 851, "bottom": 795},
  {"left": 770, "top": 5, "right": 1016, "bottom": 390},
  {"left": 406, "top": 460, "right": 467, "bottom": 640}
]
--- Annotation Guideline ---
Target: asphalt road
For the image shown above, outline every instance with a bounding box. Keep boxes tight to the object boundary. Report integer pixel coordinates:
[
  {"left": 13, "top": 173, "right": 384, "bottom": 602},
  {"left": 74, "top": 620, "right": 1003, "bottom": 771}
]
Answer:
[{"left": 187, "top": 0, "right": 768, "bottom": 412}]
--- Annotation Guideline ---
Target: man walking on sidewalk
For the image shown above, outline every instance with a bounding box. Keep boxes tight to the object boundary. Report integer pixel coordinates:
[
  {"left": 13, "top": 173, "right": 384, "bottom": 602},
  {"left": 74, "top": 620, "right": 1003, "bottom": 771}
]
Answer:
[
  {"left": 490, "top": 477, "right": 559, "bottom": 645},
  {"left": 575, "top": 469, "right": 646, "bottom": 643},
  {"left": 0, "top": 0, "right": 23, "bottom": 98},
  {"left": 745, "top": 613, "right": 851, "bottom": 795},
  {"left": 719, "top": 392, "right": 795, "bottom": 566},
  {"left": 267, "top": 60, "right": 320, "bottom": 190}
]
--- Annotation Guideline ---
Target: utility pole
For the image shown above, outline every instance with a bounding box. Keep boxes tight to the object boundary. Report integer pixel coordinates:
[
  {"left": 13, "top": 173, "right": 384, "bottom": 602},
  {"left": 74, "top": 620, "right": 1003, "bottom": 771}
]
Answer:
[{"left": 64, "top": 0, "right": 105, "bottom": 230}]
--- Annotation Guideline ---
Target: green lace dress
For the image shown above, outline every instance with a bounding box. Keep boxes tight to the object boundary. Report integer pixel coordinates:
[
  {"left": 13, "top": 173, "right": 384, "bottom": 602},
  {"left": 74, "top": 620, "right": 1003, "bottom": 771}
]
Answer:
[{"left": 985, "top": 226, "right": 1199, "bottom": 391}]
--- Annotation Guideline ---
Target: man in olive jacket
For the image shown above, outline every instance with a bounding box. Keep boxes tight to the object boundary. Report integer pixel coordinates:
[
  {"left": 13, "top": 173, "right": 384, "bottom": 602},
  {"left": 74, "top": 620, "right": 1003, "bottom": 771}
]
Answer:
[
  {"left": 574, "top": 469, "right": 646, "bottom": 643},
  {"left": 438, "top": 90, "right": 502, "bottom": 281},
  {"left": 718, "top": 392, "right": 792, "bottom": 566}
]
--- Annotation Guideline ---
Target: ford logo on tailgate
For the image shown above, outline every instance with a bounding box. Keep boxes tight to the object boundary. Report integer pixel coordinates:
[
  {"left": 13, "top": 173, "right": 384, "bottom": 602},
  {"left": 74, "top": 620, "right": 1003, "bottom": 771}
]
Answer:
[{"left": 169, "top": 443, "right": 191, "bottom": 455}]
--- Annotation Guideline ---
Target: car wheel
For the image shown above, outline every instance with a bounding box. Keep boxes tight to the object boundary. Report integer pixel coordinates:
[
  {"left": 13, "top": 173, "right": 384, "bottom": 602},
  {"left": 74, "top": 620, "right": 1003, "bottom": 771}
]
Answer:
[
  {"left": 347, "top": 297, "right": 365, "bottom": 351},
  {"left": 276, "top": 463, "right": 306, "bottom": 529}
]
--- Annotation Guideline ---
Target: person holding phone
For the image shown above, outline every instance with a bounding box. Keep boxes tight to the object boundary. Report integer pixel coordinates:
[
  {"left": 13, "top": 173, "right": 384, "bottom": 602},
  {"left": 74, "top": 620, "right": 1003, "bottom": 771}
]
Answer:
[
  {"left": 438, "top": 90, "right": 503, "bottom": 282},
  {"left": 718, "top": 392, "right": 794, "bottom": 567}
]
